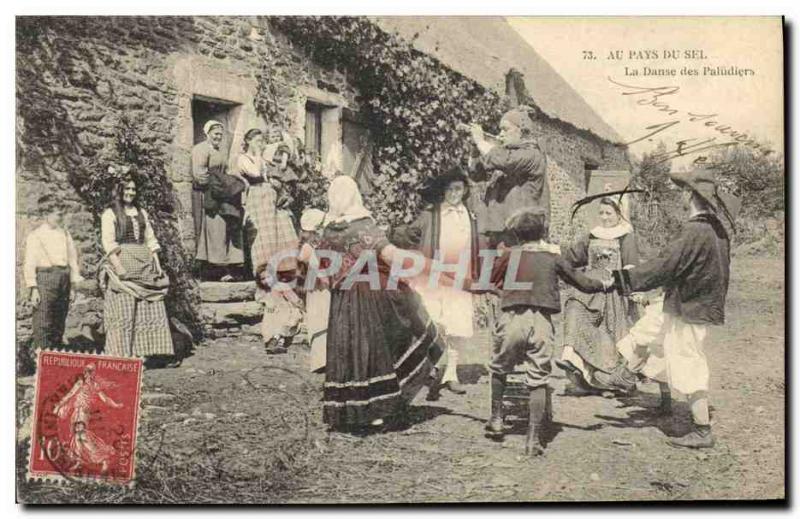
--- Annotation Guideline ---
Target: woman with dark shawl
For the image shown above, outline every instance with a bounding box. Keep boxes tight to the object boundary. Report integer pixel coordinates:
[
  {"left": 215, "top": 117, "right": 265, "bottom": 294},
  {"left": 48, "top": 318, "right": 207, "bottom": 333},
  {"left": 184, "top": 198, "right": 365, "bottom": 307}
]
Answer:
[
  {"left": 191, "top": 120, "right": 245, "bottom": 279},
  {"left": 318, "top": 176, "right": 446, "bottom": 432}
]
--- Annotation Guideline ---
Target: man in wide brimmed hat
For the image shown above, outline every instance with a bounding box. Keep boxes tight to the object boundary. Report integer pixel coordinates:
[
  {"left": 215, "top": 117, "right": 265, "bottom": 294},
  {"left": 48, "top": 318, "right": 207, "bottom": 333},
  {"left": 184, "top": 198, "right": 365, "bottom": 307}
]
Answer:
[
  {"left": 392, "top": 164, "right": 483, "bottom": 399},
  {"left": 596, "top": 165, "right": 741, "bottom": 449}
]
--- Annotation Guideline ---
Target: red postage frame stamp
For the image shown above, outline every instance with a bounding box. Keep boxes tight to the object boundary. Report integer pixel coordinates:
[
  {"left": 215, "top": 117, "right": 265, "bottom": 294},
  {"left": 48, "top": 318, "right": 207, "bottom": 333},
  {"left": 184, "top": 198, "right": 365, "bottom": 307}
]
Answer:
[{"left": 28, "top": 351, "right": 143, "bottom": 485}]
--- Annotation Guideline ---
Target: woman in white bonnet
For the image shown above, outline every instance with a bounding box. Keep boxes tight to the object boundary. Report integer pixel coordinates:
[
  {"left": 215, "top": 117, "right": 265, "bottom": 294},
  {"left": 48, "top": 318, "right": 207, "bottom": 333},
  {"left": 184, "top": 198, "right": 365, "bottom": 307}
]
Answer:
[{"left": 191, "top": 119, "right": 245, "bottom": 280}]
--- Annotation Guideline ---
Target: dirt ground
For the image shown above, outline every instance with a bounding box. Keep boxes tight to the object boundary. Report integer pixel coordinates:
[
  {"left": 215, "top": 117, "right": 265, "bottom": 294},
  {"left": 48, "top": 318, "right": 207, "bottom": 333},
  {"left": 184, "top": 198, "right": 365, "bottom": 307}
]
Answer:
[{"left": 17, "top": 255, "right": 785, "bottom": 504}]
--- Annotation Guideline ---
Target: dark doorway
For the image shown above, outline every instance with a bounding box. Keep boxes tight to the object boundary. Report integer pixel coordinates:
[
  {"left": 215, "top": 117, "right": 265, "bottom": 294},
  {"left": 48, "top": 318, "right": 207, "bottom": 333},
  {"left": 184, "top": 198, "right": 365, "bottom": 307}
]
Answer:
[
  {"left": 191, "top": 96, "right": 242, "bottom": 158},
  {"left": 583, "top": 162, "right": 599, "bottom": 192},
  {"left": 342, "top": 108, "right": 374, "bottom": 196},
  {"left": 191, "top": 95, "right": 245, "bottom": 282}
]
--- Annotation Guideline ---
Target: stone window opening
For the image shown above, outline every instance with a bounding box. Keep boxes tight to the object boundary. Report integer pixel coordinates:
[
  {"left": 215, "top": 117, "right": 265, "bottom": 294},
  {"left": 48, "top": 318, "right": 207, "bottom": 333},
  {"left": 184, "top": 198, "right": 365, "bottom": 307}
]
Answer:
[
  {"left": 191, "top": 95, "right": 242, "bottom": 161},
  {"left": 301, "top": 95, "right": 346, "bottom": 177},
  {"left": 342, "top": 108, "right": 374, "bottom": 195},
  {"left": 305, "top": 101, "right": 324, "bottom": 157}
]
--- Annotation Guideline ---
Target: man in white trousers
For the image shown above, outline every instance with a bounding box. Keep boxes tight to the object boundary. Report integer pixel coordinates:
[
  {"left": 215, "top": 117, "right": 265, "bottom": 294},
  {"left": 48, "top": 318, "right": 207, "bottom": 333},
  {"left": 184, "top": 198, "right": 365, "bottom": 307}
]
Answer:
[{"left": 597, "top": 166, "right": 740, "bottom": 449}]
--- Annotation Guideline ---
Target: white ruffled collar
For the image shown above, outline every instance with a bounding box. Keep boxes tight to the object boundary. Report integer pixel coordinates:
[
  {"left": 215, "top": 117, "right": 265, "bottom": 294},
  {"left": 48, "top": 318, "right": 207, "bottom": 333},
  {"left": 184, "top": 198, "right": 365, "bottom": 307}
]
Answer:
[{"left": 590, "top": 222, "right": 632, "bottom": 240}]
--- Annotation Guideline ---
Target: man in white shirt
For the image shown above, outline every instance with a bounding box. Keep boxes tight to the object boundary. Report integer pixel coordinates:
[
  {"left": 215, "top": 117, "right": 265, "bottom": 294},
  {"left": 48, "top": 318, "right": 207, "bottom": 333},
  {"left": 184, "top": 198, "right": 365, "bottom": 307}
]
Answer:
[{"left": 24, "top": 208, "right": 84, "bottom": 349}]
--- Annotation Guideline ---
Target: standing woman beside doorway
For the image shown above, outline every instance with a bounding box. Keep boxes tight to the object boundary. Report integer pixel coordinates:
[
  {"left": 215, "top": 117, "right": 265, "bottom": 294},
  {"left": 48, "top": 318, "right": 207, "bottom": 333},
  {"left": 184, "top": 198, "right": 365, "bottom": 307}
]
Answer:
[
  {"left": 236, "top": 128, "right": 299, "bottom": 277},
  {"left": 235, "top": 128, "right": 301, "bottom": 354},
  {"left": 191, "top": 120, "right": 245, "bottom": 280}
]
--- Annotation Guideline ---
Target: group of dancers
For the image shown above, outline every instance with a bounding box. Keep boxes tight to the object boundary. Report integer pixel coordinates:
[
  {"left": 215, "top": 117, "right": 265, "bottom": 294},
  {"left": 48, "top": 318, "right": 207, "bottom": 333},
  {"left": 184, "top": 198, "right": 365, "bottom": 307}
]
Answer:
[
  {"left": 298, "top": 106, "right": 740, "bottom": 455},
  {"left": 23, "top": 105, "right": 740, "bottom": 456}
]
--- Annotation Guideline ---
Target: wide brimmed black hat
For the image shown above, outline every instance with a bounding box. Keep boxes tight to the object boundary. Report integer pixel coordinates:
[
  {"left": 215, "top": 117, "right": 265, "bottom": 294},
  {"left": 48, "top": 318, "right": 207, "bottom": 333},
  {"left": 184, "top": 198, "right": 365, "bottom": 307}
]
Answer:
[
  {"left": 669, "top": 166, "right": 741, "bottom": 230},
  {"left": 422, "top": 164, "right": 470, "bottom": 202}
]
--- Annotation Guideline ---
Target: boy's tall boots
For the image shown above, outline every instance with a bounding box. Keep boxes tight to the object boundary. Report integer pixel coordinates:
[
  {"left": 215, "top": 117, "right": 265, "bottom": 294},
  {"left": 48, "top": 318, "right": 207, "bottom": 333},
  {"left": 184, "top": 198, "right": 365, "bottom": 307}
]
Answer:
[
  {"left": 525, "top": 385, "right": 548, "bottom": 456},
  {"left": 544, "top": 385, "right": 553, "bottom": 425},
  {"left": 485, "top": 374, "right": 506, "bottom": 436}
]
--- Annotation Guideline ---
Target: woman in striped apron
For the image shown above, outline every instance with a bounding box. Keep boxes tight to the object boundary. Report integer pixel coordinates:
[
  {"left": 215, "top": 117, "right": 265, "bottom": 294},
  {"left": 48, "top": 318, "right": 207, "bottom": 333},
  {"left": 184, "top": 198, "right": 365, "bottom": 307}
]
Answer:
[{"left": 99, "top": 177, "right": 174, "bottom": 360}]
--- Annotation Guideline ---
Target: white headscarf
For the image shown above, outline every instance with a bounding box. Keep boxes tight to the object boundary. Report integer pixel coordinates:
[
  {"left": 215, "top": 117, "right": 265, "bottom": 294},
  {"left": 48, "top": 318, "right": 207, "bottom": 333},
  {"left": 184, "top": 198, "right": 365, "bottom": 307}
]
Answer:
[
  {"left": 300, "top": 208, "right": 326, "bottom": 231},
  {"left": 326, "top": 176, "right": 372, "bottom": 224},
  {"left": 203, "top": 120, "right": 224, "bottom": 136}
]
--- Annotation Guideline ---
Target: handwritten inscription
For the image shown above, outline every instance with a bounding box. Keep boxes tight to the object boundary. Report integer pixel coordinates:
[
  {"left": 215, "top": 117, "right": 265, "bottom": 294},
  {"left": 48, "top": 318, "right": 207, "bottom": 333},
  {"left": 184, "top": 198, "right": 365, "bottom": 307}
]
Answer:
[{"left": 608, "top": 77, "right": 773, "bottom": 163}]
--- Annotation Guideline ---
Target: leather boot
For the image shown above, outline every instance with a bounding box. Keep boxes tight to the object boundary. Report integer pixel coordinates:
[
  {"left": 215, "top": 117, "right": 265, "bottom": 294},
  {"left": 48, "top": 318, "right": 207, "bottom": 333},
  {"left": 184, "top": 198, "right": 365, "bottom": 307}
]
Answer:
[
  {"left": 593, "top": 360, "right": 638, "bottom": 392},
  {"left": 657, "top": 382, "right": 672, "bottom": 415},
  {"left": 526, "top": 385, "right": 548, "bottom": 456},
  {"left": 667, "top": 424, "right": 715, "bottom": 449},
  {"left": 544, "top": 385, "right": 554, "bottom": 430},
  {"left": 442, "top": 381, "right": 467, "bottom": 395},
  {"left": 265, "top": 337, "right": 287, "bottom": 355},
  {"left": 485, "top": 374, "right": 506, "bottom": 436},
  {"left": 425, "top": 367, "right": 443, "bottom": 401}
]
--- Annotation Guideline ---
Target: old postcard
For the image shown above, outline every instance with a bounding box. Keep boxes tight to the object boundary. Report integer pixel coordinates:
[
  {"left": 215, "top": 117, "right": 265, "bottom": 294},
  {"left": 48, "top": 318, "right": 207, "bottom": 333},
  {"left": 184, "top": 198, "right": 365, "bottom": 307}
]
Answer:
[{"left": 14, "top": 15, "right": 785, "bottom": 504}]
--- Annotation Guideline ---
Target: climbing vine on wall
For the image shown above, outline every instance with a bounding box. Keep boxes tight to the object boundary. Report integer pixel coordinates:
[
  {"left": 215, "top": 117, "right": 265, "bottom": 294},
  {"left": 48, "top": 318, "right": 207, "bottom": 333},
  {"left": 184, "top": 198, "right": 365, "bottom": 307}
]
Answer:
[
  {"left": 257, "top": 16, "right": 508, "bottom": 225},
  {"left": 16, "top": 17, "right": 202, "bottom": 338},
  {"left": 78, "top": 118, "right": 202, "bottom": 337}
]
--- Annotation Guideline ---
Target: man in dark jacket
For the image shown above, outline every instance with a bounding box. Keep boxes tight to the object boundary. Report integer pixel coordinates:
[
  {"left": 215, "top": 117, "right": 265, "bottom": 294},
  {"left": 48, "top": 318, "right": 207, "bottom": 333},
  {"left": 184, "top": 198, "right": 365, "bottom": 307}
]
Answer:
[
  {"left": 468, "top": 106, "right": 550, "bottom": 242},
  {"left": 597, "top": 166, "right": 740, "bottom": 449}
]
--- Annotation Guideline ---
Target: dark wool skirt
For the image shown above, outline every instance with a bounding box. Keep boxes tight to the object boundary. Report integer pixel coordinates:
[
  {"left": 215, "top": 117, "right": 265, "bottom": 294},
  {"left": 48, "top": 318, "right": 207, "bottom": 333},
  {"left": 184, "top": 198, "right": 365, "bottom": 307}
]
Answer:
[{"left": 323, "top": 282, "right": 445, "bottom": 430}]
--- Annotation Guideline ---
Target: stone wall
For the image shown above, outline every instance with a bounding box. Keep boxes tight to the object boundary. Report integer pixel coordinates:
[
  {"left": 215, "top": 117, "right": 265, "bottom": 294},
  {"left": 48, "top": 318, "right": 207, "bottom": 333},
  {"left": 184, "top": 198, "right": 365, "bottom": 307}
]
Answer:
[
  {"left": 534, "top": 115, "right": 631, "bottom": 244},
  {"left": 16, "top": 15, "right": 629, "bottom": 347},
  {"left": 16, "top": 16, "right": 360, "bottom": 346}
]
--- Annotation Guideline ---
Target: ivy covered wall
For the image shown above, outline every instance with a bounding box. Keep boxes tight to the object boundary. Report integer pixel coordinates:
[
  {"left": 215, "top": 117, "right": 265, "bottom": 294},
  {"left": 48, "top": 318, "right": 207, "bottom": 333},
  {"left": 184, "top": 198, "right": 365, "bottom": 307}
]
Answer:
[
  {"left": 16, "top": 15, "right": 629, "bottom": 347},
  {"left": 15, "top": 16, "right": 362, "bottom": 345},
  {"left": 269, "top": 16, "right": 630, "bottom": 241}
]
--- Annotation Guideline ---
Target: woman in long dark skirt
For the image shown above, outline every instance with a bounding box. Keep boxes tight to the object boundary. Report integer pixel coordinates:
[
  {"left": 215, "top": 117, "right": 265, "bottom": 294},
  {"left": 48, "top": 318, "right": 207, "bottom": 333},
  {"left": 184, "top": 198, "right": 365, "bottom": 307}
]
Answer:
[
  {"left": 318, "top": 176, "right": 446, "bottom": 432},
  {"left": 556, "top": 197, "right": 641, "bottom": 393}
]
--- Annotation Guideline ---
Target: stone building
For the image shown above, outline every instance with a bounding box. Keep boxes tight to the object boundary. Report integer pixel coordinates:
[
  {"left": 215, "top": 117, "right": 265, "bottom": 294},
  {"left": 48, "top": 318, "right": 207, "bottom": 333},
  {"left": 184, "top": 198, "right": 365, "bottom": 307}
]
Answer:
[
  {"left": 16, "top": 16, "right": 629, "bottom": 344},
  {"left": 373, "top": 17, "right": 630, "bottom": 238}
]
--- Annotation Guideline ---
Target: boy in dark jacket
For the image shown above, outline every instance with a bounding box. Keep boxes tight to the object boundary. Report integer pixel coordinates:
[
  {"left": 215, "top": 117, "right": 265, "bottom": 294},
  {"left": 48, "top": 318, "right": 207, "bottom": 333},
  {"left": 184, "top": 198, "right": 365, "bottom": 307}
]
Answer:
[
  {"left": 487, "top": 207, "right": 611, "bottom": 455},
  {"left": 596, "top": 166, "right": 740, "bottom": 449}
]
